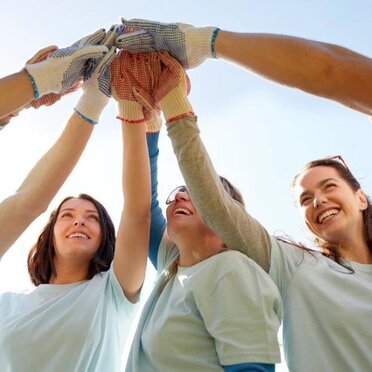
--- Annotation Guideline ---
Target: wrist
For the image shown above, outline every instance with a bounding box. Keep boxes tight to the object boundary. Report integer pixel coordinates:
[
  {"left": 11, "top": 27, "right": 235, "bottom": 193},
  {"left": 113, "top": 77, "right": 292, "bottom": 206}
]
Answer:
[
  {"left": 158, "top": 89, "right": 194, "bottom": 123},
  {"left": 185, "top": 26, "right": 219, "bottom": 68},
  {"left": 74, "top": 91, "right": 109, "bottom": 125},
  {"left": 116, "top": 100, "right": 146, "bottom": 123}
]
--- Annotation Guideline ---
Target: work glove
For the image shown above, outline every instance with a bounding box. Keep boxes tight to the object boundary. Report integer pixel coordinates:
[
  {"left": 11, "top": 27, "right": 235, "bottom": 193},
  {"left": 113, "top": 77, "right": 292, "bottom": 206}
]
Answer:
[
  {"left": 24, "top": 28, "right": 107, "bottom": 99},
  {"left": 117, "top": 18, "right": 219, "bottom": 69},
  {"left": 74, "top": 47, "right": 116, "bottom": 125},
  {"left": 111, "top": 51, "right": 161, "bottom": 123}
]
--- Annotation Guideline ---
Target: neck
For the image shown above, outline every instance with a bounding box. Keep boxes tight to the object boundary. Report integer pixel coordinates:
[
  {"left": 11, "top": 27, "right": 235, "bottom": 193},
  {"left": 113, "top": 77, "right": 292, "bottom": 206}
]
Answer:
[
  {"left": 338, "top": 228, "right": 372, "bottom": 264},
  {"left": 49, "top": 258, "right": 90, "bottom": 284},
  {"left": 173, "top": 232, "right": 225, "bottom": 267}
]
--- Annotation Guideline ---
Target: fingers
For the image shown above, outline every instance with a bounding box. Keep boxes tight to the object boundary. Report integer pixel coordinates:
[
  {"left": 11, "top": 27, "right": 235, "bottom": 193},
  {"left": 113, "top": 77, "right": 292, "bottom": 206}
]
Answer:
[
  {"left": 115, "top": 31, "right": 153, "bottom": 51},
  {"left": 102, "top": 24, "right": 124, "bottom": 48},
  {"left": 132, "top": 86, "right": 156, "bottom": 112},
  {"left": 72, "top": 28, "right": 106, "bottom": 48},
  {"left": 121, "top": 18, "right": 170, "bottom": 32},
  {"left": 73, "top": 44, "right": 109, "bottom": 61},
  {"left": 27, "top": 45, "right": 58, "bottom": 64},
  {"left": 97, "top": 47, "right": 117, "bottom": 72}
]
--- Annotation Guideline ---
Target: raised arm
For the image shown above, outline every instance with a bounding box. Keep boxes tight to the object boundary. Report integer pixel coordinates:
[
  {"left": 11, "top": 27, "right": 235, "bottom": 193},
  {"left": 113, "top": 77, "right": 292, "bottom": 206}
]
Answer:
[
  {"left": 146, "top": 122, "right": 167, "bottom": 269},
  {"left": 118, "top": 19, "right": 372, "bottom": 115},
  {"left": 111, "top": 50, "right": 156, "bottom": 301},
  {"left": 150, "top": 53, "right": 271, "bottom": 271},
  {"left": 0, "top": 29, "right": 108, "bottom": 128},
  {"left": 0, "top": 47, "right": 115, "bottom": 258}
]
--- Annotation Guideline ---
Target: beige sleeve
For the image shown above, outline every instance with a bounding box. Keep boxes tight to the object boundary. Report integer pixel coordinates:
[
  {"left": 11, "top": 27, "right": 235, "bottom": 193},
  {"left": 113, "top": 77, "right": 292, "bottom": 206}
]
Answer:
[{"left": 166, "top": 116, "right": 272, "bottom": 272}]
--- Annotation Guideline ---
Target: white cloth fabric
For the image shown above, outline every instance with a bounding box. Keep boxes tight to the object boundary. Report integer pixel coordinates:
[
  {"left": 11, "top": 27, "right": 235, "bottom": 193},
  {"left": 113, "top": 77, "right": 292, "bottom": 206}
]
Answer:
[
  {"left": 269, "top": 237, "right": 372, "bottom": 372},
  {"left": 0, "top": 264, "right": 137, "bottom": 372},
  {"left": 126, "top": 234, "right": 282, "bottom": 371}
]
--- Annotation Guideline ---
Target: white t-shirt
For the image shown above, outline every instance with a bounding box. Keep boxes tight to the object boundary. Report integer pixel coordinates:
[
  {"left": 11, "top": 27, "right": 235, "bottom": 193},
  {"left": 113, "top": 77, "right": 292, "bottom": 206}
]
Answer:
[
  {"left": 0, "top": 264, "right": 137, "bottom": 372},
  {"left": 269, "top": 236, "right": 372, "bottom": 372},
  {"left": 126, "top": 235, "right": 282, "bottom": 371}
]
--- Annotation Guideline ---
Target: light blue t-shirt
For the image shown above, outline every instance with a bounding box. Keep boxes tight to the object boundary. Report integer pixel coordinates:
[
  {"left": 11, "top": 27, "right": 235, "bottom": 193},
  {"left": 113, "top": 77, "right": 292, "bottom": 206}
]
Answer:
[
  {"left": 269, "top": 236, "right": 372, "bottom": 372},
  {"left": 126, "top": 234, "right": 283, "bottom": 371},
  {"left": 0, "top": 264, "right": 137, "bottom": 372}
]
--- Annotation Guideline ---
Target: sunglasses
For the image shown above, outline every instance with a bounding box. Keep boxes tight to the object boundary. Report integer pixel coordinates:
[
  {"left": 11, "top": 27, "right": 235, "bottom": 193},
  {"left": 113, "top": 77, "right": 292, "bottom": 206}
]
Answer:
[
  {"left": 166, "top": 185, "right": 189, "bottom": 205},
  {"left": 323, "top": 155, "right": 349, "bottom": 172}
]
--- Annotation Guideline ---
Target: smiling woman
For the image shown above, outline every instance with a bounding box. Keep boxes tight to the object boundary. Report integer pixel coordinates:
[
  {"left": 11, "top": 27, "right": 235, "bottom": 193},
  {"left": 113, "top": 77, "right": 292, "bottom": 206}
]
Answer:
[{"left": 28, "top": 194, "right": 114, "bottom": 286}]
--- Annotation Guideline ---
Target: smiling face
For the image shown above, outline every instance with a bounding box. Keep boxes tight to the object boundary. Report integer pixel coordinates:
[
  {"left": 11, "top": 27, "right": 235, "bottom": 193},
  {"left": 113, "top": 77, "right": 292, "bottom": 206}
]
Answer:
[
  {"left": 165, "top": 189, "right": 218, "bottom": 241},
  {"left": 53, "top": 198, "right": 102, "bottom": 263},
  {"left": 294, "top": 166, "right": 368, "bottom": 245}
]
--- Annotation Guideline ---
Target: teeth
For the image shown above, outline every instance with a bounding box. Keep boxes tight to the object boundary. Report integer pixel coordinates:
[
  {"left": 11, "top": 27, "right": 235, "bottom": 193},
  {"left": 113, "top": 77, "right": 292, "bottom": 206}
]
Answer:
[
  {"left": 318, "top": 209, "right": 339, "bottom": 224},
  {"left": 68, "top": 232, "right": 89, "bottom": 239},
  {"left": 174, "top": 208, "right": 192, "bottom": 216}
]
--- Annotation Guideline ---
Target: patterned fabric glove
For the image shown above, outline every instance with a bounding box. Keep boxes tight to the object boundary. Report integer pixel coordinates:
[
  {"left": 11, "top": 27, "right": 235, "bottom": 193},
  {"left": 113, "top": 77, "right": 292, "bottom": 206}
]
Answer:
[
  {"left": 111, "top": 51, "right": 162, "bottom": 123},
  {"left": 117, "top": 18, "right": 219, "bottom": 70},
  {"left": 154, "top": 52, "right": 193, "bottom": 123},
  {"left": 24, "top": 28, "right": 107, "bottom": 99},
  {"left": 143, "top": 108, "right": 163, "bottom": 133},
  {"left": 74, "top": 47, "right": 116, "bottom": 125},
  {"left": 26, "top": 46, "right": 81, "bottom": 109}
]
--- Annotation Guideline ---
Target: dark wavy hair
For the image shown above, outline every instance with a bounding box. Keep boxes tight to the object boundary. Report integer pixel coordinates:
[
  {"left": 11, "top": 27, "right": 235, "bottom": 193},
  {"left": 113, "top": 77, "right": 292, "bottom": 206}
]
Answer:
[
  {"left": 28, "top": 194, "right": 116, "bottom": 286},
  {"left": 291, "top": 157, "right": 372, "bottom": 267}
]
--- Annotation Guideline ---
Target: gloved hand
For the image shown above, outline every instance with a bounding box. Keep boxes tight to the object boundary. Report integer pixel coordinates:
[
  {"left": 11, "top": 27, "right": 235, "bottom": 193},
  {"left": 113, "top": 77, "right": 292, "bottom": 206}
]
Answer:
[
  {"left": 25, "top": 45, "right": 81, "bottom": 109},
  {"left": 134, "top": 52, "right": 193, "bottom": 123},
  {"left": 117, "top": 18, "right": 219, "bottom": 69},
  {"left": 111, "top": 51, "right": 162, "bottom": 123},
  {"left": 143, "top": 108, "right": 162, "bottom": 133},
  {"left": 74, "top": 47, "right": 116, "bottom": 125},
  {"left": 24, "top": 28, "right": 107, "bottom": 99},
  {"left": 101, "top": 24, "right": 125, "bottom": 48}
]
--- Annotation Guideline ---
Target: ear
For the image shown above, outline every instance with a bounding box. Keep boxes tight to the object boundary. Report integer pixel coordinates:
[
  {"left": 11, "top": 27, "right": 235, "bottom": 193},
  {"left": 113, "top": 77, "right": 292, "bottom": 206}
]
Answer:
[{"left": 356, "top": 189, "right": 368, "bottom": 211}]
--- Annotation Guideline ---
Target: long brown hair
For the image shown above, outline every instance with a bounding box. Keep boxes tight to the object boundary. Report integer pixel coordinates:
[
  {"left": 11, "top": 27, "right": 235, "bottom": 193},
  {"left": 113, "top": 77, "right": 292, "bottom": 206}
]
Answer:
[
  {"left": 28, "top": 194, "right": 116, "bottom": 286},
  {"left": 291, "top": 156, "right": 372, "bottom": 267}
]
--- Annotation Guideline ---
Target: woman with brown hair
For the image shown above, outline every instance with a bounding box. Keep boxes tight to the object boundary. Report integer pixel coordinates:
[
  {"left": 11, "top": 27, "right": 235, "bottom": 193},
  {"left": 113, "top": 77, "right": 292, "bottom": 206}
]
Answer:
[
  {"left": 125, "top": 54, "right": 283, "bottom": 372},
  {"left": 0, "top": 29, "right": 152, "bottom": 371}
]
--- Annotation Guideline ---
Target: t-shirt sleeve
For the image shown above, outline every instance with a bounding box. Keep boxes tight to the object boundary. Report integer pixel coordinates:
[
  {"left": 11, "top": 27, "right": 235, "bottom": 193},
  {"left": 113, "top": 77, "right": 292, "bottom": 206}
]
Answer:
[
  {"left": 166, "top": 117, "right": 272, "bottom": 272},
  {"left": 269, "top": 237, "right": 307, "bottom": 296},
  {"left": 196, "top": 253, "right": 282, "bottom": 365},
  {"left": 107, "top": 263, "right": 139, "bottom": 316},
  {"left": 146, "top": 132, "right": 167, "bottom": 269}
]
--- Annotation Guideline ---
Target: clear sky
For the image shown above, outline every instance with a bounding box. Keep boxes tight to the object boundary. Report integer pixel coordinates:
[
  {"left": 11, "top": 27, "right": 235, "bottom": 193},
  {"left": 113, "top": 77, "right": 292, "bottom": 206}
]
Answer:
[{"left": 1, "top": 1, "right": 371, "bottom": 370}]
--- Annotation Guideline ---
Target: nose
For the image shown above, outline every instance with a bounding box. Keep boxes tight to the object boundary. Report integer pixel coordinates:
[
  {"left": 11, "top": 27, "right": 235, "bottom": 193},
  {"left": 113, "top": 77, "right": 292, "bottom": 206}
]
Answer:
[
  {"left": 175, "top": 191, "right": 190, "bottom": 202},
  {"left": 313, "top": 191, "right": 327, "bottom": 208},
  {"left": 73, "top": 218, "right": 85, "bottom": 226}
]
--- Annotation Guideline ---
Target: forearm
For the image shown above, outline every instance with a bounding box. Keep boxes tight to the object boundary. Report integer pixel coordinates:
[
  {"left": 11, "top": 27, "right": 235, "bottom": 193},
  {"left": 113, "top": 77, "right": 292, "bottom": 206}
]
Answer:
[
  {"left": 0, "top": 112, "right": 94, "bottom": 257},
  {"left": 216, "top": 31, "right": 372, "bottom": 114},
  {"left": 147, "top": 132, "right": 167, "bottom": 268},
  {"left": 166, "top": 117, "right": 271, "bottom": 271},
  {"left": 114, "top": 123, "right": 150, "bottom": 301},
  {"left": 0, "top": 70, "right": 33, "bottom": 118}
]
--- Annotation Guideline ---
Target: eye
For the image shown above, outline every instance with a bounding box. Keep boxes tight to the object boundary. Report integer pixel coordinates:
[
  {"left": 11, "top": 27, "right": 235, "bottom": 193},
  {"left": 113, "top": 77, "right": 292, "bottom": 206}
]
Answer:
[
  {"left": 60, "top": 212, "right": 72, "bottom": 218},
  {"left": 324, "top": 183, "right": 337, "bottom": 190},
  {"left": 300, "top": 195, "right": 312, "bottom": 206},
  {"left": 88, "top": 214, "right": 99, "bottom": 221}
]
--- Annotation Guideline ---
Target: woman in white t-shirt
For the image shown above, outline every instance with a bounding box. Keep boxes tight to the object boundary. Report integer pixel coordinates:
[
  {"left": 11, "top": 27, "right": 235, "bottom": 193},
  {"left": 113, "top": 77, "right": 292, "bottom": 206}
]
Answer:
[{"left": 0, "top": 29, "right": 152, "bottom": 371}]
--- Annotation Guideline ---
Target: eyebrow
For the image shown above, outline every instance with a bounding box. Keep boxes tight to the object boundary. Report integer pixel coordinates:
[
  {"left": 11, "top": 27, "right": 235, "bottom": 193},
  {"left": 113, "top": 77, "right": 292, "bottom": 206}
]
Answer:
[
  {"left": 60, "top": 208, "right": 99, "bottom": 214},
  {"left": 299, "top": 177, "right": 339, "bottom": 200}
]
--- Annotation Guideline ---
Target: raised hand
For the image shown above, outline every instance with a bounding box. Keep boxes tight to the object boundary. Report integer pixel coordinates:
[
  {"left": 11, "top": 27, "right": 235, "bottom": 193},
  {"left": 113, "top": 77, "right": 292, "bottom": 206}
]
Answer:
[
  {"left": 24, "top": 28, "right": 108, "bottom": 99},
  {"left": 74, "top": 47, "right": 117, "bottom": 125},
  {"left": 117, "top": 18, "right": 219, "bottom": 69},
  {"left": 111, "top": 51, "right": 162, "bottom": 123}
]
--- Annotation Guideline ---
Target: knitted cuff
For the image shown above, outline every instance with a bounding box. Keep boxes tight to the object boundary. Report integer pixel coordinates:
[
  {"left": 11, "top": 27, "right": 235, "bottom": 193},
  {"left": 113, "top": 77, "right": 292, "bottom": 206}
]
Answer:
[
  {"left": 74, "top": 91, "right": 109, "bottom": 125},
  {"left": 116, "top": 100, "right": 146, "bottom": 123},
  {"left": 159, "top": 88, "right": 194, "bottom": 123},
  {"left": 24, "top": 62, "right": 59, "bottom": 98},
  {"left": 145, "top": 112, "right": 163, "bottom": 133},
  {"left": 185, "top": 26, "right": 219, "bottom": 68}
]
